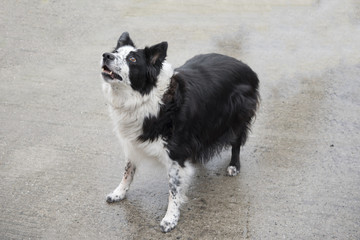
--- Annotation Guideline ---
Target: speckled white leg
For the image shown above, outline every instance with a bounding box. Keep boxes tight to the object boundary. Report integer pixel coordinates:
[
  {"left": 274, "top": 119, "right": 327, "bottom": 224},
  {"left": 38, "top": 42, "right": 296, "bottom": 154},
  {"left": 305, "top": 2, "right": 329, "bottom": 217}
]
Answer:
[
  {"left": 160, "top": 161, "right": 195, "bottom": 233},
  {"left": 106, "top": 161, "right": 136, "bottom": 203},
  {"left": 160, "top": 194, "right": 180, "bottom": 233}
]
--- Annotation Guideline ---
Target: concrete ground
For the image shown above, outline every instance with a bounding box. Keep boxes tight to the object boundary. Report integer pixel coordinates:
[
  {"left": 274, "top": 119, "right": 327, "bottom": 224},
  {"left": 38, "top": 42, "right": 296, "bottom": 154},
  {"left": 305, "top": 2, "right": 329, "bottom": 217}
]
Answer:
[{"left": 1, "top": 0, "right": 360, "bottom": 239}]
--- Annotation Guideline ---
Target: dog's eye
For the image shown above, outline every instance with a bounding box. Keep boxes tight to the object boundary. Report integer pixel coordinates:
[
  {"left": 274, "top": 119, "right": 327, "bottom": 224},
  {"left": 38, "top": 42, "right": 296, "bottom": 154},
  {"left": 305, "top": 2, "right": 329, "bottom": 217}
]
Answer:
[{"left": 129, "top": 57, "right": 136, "bottom": 63}]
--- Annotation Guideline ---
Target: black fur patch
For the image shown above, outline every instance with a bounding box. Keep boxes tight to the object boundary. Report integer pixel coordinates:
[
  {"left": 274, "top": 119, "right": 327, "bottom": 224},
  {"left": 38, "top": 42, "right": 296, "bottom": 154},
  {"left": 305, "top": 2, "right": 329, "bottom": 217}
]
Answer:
[
  {"left": 139, "top": 77, "right": 182, "bottom": 142},
  {"left": 140, "top": 53, "right": 259, "bottom": 167},
  {"left": 127, "top": 42, "right": 168, "bottom": 95}
]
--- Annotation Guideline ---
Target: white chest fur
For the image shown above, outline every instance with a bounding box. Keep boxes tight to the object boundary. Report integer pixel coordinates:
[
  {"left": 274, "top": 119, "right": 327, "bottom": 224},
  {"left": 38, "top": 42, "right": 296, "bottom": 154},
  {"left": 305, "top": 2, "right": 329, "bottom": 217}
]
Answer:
[{"left": 102, "top": 62, "right": 174, "bottom": 166}]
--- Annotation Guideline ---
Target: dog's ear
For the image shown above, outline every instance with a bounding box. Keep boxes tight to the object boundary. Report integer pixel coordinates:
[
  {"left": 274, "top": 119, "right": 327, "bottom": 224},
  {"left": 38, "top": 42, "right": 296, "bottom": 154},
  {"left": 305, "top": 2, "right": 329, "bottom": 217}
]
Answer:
[
  {"left": 145, "top": 42, "right": 168, "bottom": 65},
  {"left": 144, "top": 42, "right": 168, "bottom": 88},
  {"left": 116, "top": 32, "right": 135, "bottom": 48}
]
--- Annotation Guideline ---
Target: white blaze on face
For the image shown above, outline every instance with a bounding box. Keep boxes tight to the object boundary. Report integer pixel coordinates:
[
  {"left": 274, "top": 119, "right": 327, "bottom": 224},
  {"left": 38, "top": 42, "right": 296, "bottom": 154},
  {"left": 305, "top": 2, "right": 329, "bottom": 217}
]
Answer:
[{"left": 109, "top": 46, "right": 137, "bottom": 85}]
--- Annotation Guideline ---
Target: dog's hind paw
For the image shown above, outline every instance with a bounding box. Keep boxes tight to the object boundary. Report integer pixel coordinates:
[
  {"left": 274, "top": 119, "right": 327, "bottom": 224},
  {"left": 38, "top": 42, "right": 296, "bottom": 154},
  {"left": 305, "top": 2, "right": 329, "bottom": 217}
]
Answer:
[{"left": 227, "top": 166, "right": 239, "bottom": 177}]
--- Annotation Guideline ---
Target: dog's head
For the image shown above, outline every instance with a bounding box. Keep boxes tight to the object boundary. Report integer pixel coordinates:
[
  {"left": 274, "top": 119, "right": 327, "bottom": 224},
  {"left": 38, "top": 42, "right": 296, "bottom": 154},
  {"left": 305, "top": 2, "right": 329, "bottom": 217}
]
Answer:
[{"left": 101, "top": 32, "right": 168, "bottom": 95}]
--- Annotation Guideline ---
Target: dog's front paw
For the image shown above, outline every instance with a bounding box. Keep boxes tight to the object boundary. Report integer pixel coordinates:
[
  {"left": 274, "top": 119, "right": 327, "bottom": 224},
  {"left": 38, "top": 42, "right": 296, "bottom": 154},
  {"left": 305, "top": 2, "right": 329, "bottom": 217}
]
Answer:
[
  {"left": 160, "top": 218, "right": 178, "bottom": 233},
  {"left": 226, "top": 166, "right": 239, "bottom": 177},
  {"left": 106, "top": 192, "right": 125, "bottom": 203}
]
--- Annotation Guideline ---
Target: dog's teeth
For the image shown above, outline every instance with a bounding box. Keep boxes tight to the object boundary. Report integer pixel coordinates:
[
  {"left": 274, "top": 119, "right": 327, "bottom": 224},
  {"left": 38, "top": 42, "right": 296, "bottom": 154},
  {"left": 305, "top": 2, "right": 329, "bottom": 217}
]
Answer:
[{"left": 110, "top": 71, "right": 112, "bottom": 75}]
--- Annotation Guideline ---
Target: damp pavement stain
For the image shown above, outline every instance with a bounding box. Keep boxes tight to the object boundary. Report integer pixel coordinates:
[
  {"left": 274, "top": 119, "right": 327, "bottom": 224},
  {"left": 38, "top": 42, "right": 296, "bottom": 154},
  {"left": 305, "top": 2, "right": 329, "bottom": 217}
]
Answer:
[{"left": 1, "top": 0, "right": 360, "bottom": 239}]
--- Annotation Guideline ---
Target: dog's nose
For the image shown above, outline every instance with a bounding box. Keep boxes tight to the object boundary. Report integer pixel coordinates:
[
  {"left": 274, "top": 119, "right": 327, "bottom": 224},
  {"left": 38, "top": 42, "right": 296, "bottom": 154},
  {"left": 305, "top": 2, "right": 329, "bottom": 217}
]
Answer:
[{"left": 103, "top": 52, "right": 115, "bottom": 61}]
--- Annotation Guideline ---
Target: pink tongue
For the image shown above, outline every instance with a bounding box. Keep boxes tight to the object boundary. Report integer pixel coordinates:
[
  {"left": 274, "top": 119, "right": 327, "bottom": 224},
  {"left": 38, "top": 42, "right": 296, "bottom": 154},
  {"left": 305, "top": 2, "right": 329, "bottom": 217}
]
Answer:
[
  {"left": 102, "top": 68, "right": 115, "bottom": 79},
  {"left": 102, "top": 68, "right": 112, "bottom": 74}
]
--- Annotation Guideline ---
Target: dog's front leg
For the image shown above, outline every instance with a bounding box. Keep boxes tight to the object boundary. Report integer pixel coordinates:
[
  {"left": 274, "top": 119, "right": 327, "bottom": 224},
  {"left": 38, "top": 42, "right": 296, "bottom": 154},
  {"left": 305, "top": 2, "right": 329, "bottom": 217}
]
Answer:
[
  {"left": 160, "top": 161, "right": 194, "bottom": 233},
  {"left": 106, "top": 161, "right": 136, "bottom": 203}
]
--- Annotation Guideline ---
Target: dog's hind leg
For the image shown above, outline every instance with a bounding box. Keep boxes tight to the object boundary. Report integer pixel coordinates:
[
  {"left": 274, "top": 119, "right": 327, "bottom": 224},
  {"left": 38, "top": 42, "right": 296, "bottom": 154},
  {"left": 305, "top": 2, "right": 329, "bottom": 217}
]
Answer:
[
  {"left": 227, "top": 141, "right": 241, "bottom": 176},
  {"left": 160, "top": 161, "right": 195, "bottom": 233},
  {"left": 227, "top": 122, "right": 252, "bottom": 176},
  {"left": 106, "top": 161, "right": 136, "bottom": 203}
]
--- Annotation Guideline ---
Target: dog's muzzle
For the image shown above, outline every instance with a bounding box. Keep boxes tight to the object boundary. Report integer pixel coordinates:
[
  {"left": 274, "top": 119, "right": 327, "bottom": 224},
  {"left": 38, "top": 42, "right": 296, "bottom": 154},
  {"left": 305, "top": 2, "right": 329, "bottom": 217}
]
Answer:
[{"left": 101, "top": 53, "right": 122, "bottom": 81}]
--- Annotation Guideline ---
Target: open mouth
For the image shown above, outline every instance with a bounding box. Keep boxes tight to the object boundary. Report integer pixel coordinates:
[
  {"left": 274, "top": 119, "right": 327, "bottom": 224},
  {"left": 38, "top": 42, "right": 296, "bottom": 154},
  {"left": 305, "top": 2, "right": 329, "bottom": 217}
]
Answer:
[{"left": 102, "top": 65, "right": 122, "bottom": 81}]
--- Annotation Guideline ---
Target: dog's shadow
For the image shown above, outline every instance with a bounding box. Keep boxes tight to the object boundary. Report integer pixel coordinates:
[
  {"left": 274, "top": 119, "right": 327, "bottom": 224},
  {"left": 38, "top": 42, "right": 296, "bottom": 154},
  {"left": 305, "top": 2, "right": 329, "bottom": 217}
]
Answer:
[{"left": 178, "top": 155, "right": 252, "bottom": 238}]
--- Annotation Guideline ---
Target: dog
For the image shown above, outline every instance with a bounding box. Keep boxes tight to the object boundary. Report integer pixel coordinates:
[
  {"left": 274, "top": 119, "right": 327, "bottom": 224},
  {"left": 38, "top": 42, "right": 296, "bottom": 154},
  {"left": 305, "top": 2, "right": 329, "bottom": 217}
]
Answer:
[{"left": 101, "top": 32, "right": 259, "bottom": 233}]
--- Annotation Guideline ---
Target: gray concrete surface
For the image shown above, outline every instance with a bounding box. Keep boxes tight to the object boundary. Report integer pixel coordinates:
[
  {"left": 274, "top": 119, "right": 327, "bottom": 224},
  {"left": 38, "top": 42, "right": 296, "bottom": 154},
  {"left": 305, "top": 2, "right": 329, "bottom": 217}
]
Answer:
[{"left": 1, "top": 0, "right": 360, "bottom": 239}]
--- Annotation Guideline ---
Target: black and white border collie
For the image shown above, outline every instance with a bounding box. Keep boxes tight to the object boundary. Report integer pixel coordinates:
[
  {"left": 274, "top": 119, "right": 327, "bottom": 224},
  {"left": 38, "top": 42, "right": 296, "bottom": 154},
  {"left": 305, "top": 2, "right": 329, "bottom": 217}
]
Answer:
[{"left": 101, "top": 32, "right": 259, "bottom": 233}]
